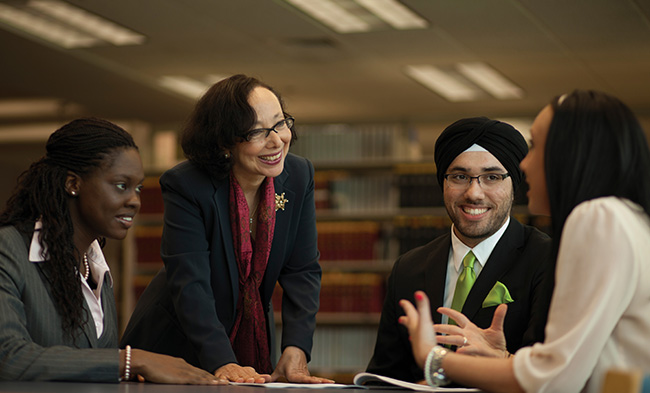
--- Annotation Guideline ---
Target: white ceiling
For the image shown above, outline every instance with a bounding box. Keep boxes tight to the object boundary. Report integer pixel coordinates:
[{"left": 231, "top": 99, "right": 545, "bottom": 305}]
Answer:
[{"left": 1, "top": 0, "right": 650, "bottom": 131}]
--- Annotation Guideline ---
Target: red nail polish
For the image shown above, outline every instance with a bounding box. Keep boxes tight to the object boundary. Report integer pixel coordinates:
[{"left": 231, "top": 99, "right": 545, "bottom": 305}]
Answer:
[{"left": 415, "top": 293, "right": 424, "bottom": 301}]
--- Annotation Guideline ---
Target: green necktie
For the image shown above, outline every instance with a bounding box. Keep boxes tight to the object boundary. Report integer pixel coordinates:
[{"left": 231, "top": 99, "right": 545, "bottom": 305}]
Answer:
[{"left": 450, "top": 251, "right": 477, "bottom": 317}]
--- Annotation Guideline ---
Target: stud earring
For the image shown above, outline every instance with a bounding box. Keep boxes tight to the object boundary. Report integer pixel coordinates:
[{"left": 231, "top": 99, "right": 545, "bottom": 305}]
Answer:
[
  {"left": 224, "top": 152, "right": 230, "bottom": 159},
  {"left": 71, "top": 191, "right": 77, "bottom": 196}
]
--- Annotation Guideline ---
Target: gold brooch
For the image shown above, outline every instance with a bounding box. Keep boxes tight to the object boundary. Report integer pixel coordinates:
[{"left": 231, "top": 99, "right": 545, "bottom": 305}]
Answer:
[{"left": 275, "top": 192, "right": 289, "bottom": 211}]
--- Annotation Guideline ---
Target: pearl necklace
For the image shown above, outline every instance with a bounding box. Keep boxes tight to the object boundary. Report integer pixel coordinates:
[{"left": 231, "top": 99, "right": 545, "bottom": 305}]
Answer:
[{"left": 82, "top": 253, "right": 90, "bottom": 281}]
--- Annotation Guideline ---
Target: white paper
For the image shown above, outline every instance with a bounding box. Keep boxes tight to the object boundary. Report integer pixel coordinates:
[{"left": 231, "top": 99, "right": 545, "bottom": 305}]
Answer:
[
  {"left": 230, "top": 382, "right": 354, "bottom": 389},
  {"left": 353, "top": 372, "right": 480, "bottom": 392}
]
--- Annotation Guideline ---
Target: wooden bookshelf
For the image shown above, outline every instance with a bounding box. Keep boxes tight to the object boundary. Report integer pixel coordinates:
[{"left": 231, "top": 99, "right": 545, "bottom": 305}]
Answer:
[{"left": 121, "top": 123, "right": 543, "bottom": 380}]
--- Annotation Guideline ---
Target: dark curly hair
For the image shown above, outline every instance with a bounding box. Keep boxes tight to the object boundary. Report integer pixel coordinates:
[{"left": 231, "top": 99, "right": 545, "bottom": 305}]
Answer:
[
  {"left": 0, "top": 117, "right": 138, "bottom": 341},
  {"left": 180, "top": 74, "right": 296, "bottom": 179}
]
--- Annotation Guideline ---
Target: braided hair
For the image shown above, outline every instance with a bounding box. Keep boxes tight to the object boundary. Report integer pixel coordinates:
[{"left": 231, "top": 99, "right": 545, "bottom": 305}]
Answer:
[{"left": 0, "top": 118, "right": 138, "bottom": 341}]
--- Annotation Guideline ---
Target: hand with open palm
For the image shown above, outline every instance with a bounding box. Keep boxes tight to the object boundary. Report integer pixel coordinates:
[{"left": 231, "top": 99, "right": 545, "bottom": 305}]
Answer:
[{"left": 434, "top": 304, "right": 509, "bottom": 358}]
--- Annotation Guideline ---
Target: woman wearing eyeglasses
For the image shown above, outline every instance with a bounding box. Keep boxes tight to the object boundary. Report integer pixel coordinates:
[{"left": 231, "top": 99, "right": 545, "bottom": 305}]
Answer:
[{"left": 121, "top": 74, "right": 332, "bottom": 384}]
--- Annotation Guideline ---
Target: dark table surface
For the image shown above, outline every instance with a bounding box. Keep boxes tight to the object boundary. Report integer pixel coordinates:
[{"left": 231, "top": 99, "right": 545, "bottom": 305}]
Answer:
[
  {"left": 0, "top": 381, "right": 481, "bottom": 392},
  {"left": 0, "top": 382, "right": 362, "bottom": 393}
]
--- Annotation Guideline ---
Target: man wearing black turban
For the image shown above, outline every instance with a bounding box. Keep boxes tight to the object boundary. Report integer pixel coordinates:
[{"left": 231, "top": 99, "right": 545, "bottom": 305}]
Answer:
[{"left": 367, "top": 117, "right": 555, "bottom": 384}]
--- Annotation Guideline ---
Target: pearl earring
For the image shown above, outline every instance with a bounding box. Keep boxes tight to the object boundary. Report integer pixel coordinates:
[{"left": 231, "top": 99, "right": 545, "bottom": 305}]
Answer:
[
  {"left": 224, "top": 152, "right": 230, "bottom": 159},
  {"left": 71, "top": 191, "right": 77, "bottom": 196}
]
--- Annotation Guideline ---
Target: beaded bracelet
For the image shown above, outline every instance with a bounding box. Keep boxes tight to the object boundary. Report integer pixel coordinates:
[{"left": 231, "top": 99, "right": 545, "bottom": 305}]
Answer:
[
  {"left": 122, "top": 345, "right": 132, "bottom": 382},
  {"left": 424, "top": 345, "right": 450, "bottom": 387}
]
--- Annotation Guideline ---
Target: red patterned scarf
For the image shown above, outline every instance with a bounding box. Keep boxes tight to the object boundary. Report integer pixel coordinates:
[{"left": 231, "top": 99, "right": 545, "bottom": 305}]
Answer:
[{"left": 228, "top": 172, "right": 276, "bottom": 373}]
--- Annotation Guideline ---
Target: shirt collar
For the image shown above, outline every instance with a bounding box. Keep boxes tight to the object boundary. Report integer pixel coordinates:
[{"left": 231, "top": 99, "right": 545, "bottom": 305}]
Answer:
[
  {"left": 29, "top": 220, "right": 113, "bottom": 287},
  {"left": 450, "top": 217, "right": 510, "bottom": 273}
]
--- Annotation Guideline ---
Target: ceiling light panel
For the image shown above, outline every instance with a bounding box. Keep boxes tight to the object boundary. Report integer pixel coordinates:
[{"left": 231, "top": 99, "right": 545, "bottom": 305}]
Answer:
[
  {"left": 0, "top": 1, "right": 145, "bottom": 49},
  {"left": 284, "top": 0, "right": 371, "bottom": 33},
  {"left": 456, "top": 62, "right": 524, "bottom": 100},
  {"left": 283, "top": 0, "right": 426, "bottom": 33},
  {"left": 159, "top": 76, "right": 211, "bottom": 100},
  {"left": 0, "top": 3, "right": 98, "bottom": 48},
  {"left": 404, "top": 65, "right": 482, "bottom": 102},
  {"left": 28, "top": 1, "right": 146, "bottom": 46},
  {"left": 159, "top": 75, "right": 229, "bottom": 99},
  {"left": 354, "top": 0, "right": 428, "bottom": 30}
]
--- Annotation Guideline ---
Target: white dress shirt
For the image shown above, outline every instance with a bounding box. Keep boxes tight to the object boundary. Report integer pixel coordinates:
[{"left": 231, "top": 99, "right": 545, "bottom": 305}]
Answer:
[
  {"left": 513, "top": 197, "right": 650, "bottom": 393},
  {"left": 441, "top": 217, "right": 510, "bottom": 324},
  {"left": 29, "top": 221, "right": 113, "bottom": 338}
]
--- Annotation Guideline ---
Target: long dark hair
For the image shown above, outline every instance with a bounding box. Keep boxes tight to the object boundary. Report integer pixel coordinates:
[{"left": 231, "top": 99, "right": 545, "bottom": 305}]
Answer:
[
  {"left": 0, "top": 118, "right": 138, "bottom": 341},
  {"left": 180, "top": 74, "right": 296, "bottom": 179},
  {"left": 545, "top": 90, "right": 650, "bottom": 254}
]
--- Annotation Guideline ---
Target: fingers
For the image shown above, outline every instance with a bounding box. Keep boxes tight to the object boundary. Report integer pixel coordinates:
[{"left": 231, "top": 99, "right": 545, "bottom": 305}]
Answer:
[
  {"left": 435, "top": 334, "right": 464, "bottom": 347},
  {"left": 180, "top": 361, "right": 227, "bottom": 385},
  {"left": 287, "top": 372, "right": 335, "bottom": 384},
  {"left": 313, "top": 377, "right": 336, "bottom": 384},
  {"left": 490, "top": 303, "right": 508, "bottom": 332},
  {"left": 437, "top": 307, "right": 470, "bottom": 327},
  {"left": 215, "top": 364, "right": 269, "bottom": 383},
  {"left": 258, "top": 374, "right": 273, "bottom": 383},
  {"left": 413, "top": 291, "right": 433, "bottom": 325},
  {"left": 433, "top": 323, "right": 464, "bottom": 337},
  {"left": 287, "top": 374, "right": 335, "bottom": 384}
]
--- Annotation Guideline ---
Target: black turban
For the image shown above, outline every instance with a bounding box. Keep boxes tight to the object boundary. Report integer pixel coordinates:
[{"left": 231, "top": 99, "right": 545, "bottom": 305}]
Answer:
[{"left": 434, "top": 117, "right": 528, "bottom": 190}]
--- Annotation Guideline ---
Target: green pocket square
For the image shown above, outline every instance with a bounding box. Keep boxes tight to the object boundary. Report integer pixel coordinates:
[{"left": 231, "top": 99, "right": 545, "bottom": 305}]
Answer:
[{"left": 482, "top": 281, "right": 514, "bottom": 308}]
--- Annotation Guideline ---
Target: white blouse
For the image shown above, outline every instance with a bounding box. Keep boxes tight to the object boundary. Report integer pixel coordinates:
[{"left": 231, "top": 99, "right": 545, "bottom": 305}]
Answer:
[
  {"left": 513, "top": 197, "right": 650, "bottom": 393},
  {"left": 29, "top": 221, "right": 113, "bottom": 338}
]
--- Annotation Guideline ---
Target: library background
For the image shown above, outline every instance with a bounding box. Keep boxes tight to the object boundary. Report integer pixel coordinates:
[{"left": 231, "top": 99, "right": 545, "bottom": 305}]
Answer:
[
  {"left": 128, "top": 121, "right": 547, "bottom": 382},
  {"left": 1, "top": 0, "right": 650, "bottom": 385}
]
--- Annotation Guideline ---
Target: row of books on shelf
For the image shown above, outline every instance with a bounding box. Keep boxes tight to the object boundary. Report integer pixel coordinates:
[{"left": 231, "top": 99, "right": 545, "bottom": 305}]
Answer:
[
  {"left": 394, "top": 216, "right": 451, "bottom": 255},
  {"left": 132, "top": 216, "right": 549, "bottom": 280},
  {"left": 396, "top": 173, "right": 443, "bottom": 207},
  {"left": 138, "top": 177, "right": 164, "bottom": 216},
  {"left": 315, "top": 172, "right": 397, "bottom": 211},
  {"left": 315, "top": 171, "right": 446, "bottom": 211},
  {"left": 290, "top": 124, "right": 420, "bottom": 163},
  {"left": 139, "top": 169, "right": 447, "bottom": 218},
  {"left": 317, "top": 221, "right": 381, "bottom": 261},
  {"left": 133, "top": 217, "right": 454, "bottom": 269},
  {"left": 272, "top": 272, "right": 385, "bottom": 314}
]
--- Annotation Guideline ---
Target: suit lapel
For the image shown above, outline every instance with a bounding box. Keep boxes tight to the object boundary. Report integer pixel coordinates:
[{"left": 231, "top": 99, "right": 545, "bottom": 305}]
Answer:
[
  {"left": 80, "top": 295, "right": 99, "bottom": 347},
  {"left": 98, "top": 275, "right": 118, "bottom": 346},
  {"left": 266, "top": 170, "right": 294, "bottom": 282},
  {"left": 213, "top": 177, "right": 239, "bottom": 316},
  {"left": 424, "top": 234, "right": 452, "bottom": 324},
  {"left": 461, "top": 219, "right": 524, "bottom": 319}
]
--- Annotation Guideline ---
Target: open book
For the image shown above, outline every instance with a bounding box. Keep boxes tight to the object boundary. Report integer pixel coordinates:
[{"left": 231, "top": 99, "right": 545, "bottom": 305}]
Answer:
[
  {"left": 353, "top": 372, "right": 479, "bottom": 392},
  {"left": 231, "top": 372, "right": 478, "bottom": 392}
]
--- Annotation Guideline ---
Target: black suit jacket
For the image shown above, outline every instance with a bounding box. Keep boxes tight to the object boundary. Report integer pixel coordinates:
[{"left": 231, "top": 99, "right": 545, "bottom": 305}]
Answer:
[
  {"left": 120, "top": 154, "right": 321, "bottom": 373},
  {"left": 366, "top": 218, "right": 554, "bottom": 382}
]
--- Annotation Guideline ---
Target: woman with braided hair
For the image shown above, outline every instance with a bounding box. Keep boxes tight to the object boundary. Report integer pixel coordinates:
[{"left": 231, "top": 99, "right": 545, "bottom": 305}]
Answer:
[{"left": 0, "top": 118, "right": 223, "bottom": 384}]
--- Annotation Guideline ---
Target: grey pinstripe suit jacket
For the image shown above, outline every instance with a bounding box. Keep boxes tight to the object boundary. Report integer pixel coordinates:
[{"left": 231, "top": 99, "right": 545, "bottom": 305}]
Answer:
[{"left": 0, "top": 225, "right": 120, "bottom": 382}]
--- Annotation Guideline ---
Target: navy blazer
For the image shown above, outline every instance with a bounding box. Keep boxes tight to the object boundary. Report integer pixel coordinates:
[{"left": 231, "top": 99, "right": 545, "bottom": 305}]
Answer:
[
  {"left": 366, "top": 218, "right": 554, "bottom": 382},
  {"left": 0, "top": 225, "right": 119, "bottom": 382},
  {"left": 121, "top": 153, "right": 322, "bottom": 373}
]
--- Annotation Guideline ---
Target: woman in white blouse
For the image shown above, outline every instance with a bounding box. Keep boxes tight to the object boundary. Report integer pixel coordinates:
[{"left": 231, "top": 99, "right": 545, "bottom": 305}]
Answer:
[{"left": 399, "top": 90, "right": 650, "bottom": 393}]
